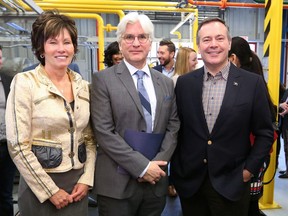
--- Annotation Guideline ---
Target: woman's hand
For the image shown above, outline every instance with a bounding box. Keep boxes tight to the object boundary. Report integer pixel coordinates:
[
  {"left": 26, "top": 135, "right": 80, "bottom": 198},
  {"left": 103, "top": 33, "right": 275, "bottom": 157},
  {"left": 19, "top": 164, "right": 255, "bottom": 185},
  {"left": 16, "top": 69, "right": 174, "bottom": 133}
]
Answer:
[
  {"left": 70, "top": 183, "right": 89, "bottom": 202},
  {"left": 49, "top": 189, "right": 73, "bottom": 209}
]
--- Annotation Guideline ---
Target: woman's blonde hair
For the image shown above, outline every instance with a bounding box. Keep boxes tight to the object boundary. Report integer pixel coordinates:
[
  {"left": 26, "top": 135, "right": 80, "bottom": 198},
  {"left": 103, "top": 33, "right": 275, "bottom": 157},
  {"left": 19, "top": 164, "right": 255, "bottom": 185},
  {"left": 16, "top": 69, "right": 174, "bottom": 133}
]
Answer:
[{"left": 174, "top": 47, "right": 196, "bottom": 76}]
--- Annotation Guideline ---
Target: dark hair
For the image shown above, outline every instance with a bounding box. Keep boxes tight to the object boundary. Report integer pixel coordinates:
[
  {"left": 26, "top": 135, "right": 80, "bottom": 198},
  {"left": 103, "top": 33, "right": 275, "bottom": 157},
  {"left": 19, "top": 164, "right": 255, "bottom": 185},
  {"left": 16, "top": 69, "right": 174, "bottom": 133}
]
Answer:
[
  {"left": 0, "top": 45, "right": 2, "bottom": 50},
  {"left": 103, "top": 41, "right": 120, "bottom": 67},
  {"left": 229, "top": 36, "right": 276, "bottom": 120},
  {"left": 31, "top": 10, "right": 78, "bottom": 66},
  {"left": 159, "top": 39, "right": 176, "bottom": 54},
  {"left": 196, "top": 17, "right": 231, "bottom": 44}
]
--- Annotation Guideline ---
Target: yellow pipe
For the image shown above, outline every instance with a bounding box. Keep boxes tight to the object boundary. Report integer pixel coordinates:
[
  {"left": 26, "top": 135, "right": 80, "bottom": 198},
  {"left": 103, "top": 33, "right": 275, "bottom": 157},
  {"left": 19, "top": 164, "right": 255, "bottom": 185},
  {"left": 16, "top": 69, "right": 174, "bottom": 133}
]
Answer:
[
  {"left": 34, "top": 3, "right": 198, "bottom": 13},
  {"left": 260, "top": 0, "right": 283, "bottom": 209},
  {"left": 15, "top": 0, "right": 125, "bottom": 19},
  {"left": 64, "top": 13, "right": 105, "bottom": 71},
  {"left": 193, "top": 10, "right": 198, "bottom": 52},
  {"left": 36, "top": 0, "right": 180, "bottom": 7}
]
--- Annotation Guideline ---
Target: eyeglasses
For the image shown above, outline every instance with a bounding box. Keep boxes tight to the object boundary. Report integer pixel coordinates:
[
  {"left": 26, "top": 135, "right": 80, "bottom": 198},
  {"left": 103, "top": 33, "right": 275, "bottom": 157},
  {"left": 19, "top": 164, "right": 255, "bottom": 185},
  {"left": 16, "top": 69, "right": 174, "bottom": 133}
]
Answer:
[{"left": 122, "top": 34, "right": 150, "bottom": 44}]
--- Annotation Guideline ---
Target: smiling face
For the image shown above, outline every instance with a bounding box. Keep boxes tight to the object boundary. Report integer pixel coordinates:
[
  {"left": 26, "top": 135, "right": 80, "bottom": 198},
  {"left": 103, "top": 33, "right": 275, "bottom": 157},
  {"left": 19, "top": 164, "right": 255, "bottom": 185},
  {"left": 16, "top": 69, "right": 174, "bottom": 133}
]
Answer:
[
  {"left": 197, "top": 21, "right": 231, "bottom": 74},
  {"left": 188, "top": 51, "right": 198, "bottom": 71},
  {"left": 157, "top": 45, "right": 174, "bottom": 66},
  {"left": 119, "top": 21, "right": 152, "bottom": 69},
  {"left": 43, "top": 28, "right": 74, "bottom": 71}
]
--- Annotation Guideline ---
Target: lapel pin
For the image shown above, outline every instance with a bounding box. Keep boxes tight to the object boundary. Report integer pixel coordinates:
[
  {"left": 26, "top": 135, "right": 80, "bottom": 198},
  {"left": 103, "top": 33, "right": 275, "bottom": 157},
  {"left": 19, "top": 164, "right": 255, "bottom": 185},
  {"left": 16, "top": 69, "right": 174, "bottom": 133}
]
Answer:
[{"left": 233, "top": 82, "right": 238, "bottom": 86}]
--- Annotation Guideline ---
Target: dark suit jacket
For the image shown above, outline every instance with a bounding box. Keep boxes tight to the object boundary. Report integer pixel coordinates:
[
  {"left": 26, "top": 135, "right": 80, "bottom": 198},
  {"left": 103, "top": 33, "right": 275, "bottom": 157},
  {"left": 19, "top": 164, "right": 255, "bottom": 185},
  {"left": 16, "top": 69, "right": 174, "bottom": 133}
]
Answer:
[
  {"left": 1, "top": 73, "right": 14, "bottom": 100},
  {"left": 91, "top": 61, "right": 179, "bottom": 199},
  {"left": 153, "top": 65, "right": 162, "bottom": 73},
  {"left": 171, "top": 63, "right": 274, "bottom": 201}
]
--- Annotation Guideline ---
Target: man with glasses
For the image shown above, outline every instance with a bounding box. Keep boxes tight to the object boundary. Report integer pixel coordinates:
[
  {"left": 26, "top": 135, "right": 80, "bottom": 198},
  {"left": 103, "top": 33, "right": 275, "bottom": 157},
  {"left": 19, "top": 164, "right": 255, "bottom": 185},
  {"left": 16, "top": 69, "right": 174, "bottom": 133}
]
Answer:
[{"left": 91, "top": 12, "right": 179, "bottom": 216}]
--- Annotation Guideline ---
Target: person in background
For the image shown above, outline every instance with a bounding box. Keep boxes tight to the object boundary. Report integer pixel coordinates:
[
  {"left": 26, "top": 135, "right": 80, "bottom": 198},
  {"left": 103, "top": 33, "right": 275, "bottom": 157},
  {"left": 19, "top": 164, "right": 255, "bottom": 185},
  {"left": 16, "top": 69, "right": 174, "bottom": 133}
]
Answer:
[
  {"left": 153, "top": 39, "right": 176, "bottom": 78},
  {"left": 172, "top": 47, "right": 198, "bottom": 85},
  {"left": 171, "top": 17, "right": 274, "bottom": 216},
  {"left": 103, "top": 41, "right": 123, "bottom": 68},
  {"left": 5, "top": 11, "right": 96, "bottom": 216},
  {"left": 0, "top": 45, "right": 17, "bottom": 216},
  {"left": 91, "top": 12, "right": 179, "bottom": 216},
  {"left": 278, "top": 89, "right": 288, "bottom": 178},
  {"left": 166, "top": 46, "right": 198, "bottom": 198},
  {"left": 229, "top": 36, "right": 277, "bottom": 216}
]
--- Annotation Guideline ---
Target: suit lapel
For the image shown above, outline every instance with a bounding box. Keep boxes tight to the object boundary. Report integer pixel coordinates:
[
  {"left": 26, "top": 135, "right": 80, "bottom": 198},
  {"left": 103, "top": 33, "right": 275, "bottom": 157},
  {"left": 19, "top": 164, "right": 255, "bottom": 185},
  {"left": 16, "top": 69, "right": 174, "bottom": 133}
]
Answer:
[
  {"left": 211, "top": 65, "right": 242, "bottom": 135},
  {"left": 150, "top": 69, "right": 163, "bottom": 130},
  {"left": 115, "top": 62, "right": 144, "bottom": 118}
]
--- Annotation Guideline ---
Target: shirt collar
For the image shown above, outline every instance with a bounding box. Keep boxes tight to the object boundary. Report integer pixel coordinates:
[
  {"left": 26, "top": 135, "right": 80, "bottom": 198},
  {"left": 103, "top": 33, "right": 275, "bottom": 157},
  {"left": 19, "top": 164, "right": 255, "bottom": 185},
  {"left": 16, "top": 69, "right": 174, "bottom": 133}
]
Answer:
[
  {"left": 124, "top": 59, "right": 151, "bottom": 77},
  {"left": 204, "top": 61, "right": 230, "bottom": 81}
]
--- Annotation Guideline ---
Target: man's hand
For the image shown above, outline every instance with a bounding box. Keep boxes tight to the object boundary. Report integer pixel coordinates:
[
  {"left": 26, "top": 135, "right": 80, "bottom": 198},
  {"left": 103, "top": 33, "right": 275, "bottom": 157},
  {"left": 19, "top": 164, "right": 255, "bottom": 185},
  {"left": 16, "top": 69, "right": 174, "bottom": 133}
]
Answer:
[
  {"left": 139, "top": 161, "right": 167, "bottom": 184},
  {"left": 279, "top": 102, "right": 288, "bottom": 116},
  {"left": 49, "top": 189, "right": 73, "bottom": 209},
  {"left": 243, "top": 169, "right": 254, "bottom": 182}
]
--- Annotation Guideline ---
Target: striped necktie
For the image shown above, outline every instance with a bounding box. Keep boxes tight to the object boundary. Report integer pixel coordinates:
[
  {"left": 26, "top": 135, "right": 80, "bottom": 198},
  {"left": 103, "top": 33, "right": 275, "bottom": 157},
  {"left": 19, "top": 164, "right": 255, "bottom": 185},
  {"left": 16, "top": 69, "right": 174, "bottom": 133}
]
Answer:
[{"left": 136, "top": 70, "right": 152, "bottom": 133}]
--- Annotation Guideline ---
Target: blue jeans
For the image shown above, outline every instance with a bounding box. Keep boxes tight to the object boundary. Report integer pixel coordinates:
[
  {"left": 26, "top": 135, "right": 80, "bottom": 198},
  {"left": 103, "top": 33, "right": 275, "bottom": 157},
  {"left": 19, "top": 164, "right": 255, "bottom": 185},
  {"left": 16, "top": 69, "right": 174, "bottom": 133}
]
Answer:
[{"left": 0, "top": 142, "right": 16, "bottom": 216}]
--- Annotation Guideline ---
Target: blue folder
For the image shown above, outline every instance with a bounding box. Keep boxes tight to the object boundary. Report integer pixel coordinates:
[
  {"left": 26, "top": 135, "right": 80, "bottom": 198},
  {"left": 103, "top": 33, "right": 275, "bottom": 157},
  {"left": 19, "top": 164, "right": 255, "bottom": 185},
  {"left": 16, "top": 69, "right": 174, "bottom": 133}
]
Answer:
[{"left": 117, "top": 129, "right": 165, "bottom": 175}]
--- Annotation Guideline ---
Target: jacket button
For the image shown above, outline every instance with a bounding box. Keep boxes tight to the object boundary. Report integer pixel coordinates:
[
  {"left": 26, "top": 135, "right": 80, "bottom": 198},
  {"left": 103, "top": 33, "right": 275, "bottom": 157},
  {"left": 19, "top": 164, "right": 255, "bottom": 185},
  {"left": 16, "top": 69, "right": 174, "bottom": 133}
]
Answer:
[
  {"left": 65, "top": 106, "right": 70, "bottom": 112},
  {"left": 68, "top": 128, "right": 75, "bottom": 133},
  {"left": 203, "top": 159, "right": 207, "bottom": 163},
  {"left": 69, "top": 152, "right": 75, "bottom": 158},
  {"left": 207, "top": 140, "right": 212, "bottom": 145}
]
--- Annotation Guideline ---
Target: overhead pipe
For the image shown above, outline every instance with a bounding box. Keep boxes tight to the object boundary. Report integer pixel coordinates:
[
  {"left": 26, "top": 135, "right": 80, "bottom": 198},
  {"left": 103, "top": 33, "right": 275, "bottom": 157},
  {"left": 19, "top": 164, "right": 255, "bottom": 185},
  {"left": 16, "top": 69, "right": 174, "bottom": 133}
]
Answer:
[
  {"left": 34, "top": 2, "right": 199, "bottom": 49},
  {"left": 63, "top": 13, "right": 105, "bottom": 71},
  {"left": 35, "top": 0, "right": 181, "bottom": 7},
  {"left": 34, "top": 2, "right": 198, "bottom": 13},
  {"left": 15, "top": 0, "right": 125, "bottom": 19},
  {"left": 188, "top": 0, "right": 288, "bottom": 9}
]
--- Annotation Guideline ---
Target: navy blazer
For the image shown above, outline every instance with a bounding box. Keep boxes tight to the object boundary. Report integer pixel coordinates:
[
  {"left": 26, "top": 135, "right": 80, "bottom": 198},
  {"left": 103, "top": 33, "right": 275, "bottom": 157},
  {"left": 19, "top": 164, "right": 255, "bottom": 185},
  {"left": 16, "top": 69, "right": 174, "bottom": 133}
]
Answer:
[
  {"left": 171, "top": 63, "right": 274, "bottom": 201},
  {"left": 153, "top": 65, "right": 162, "bottom": 73}
]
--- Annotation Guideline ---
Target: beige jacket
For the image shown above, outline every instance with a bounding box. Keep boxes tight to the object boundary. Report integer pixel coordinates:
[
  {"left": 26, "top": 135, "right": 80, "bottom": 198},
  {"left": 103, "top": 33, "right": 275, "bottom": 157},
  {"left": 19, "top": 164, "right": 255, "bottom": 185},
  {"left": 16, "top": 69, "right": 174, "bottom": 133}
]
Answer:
[{"left": 6, "top": 65, "right": 96, "bottom": 203}]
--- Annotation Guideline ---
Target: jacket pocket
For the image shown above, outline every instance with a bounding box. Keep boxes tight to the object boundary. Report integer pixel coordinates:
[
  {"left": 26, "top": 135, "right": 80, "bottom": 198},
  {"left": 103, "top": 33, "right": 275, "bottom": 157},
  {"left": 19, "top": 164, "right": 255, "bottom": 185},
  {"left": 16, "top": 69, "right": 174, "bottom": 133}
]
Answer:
[
  {"left": 78, "top": 142, "right": 87, "bottom": 163},
  {"left": 32, "top": 138, "right": 62, "bottom": 168}
]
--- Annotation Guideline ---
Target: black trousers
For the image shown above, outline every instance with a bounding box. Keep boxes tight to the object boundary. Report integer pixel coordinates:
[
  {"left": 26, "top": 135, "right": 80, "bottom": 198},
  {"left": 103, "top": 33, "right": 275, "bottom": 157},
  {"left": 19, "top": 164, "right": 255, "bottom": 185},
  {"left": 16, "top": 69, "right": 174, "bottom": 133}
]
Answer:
[
  {"left": 179, "top": 175, "right": 250, "bottom": 216},
  {"left": 0, "top": 141, "right": 16, "bottom": 216}
]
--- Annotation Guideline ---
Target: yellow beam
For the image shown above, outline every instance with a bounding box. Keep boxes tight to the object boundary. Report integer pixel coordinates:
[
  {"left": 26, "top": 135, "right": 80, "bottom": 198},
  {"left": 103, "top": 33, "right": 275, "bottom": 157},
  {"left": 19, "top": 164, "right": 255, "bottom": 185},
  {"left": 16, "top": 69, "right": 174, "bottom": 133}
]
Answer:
[
  {"left": 33, "top": 2, "right": 198, "bottom": 13},
  {"left": 260, "top": 0, "right": 283, "bottom": 210}
]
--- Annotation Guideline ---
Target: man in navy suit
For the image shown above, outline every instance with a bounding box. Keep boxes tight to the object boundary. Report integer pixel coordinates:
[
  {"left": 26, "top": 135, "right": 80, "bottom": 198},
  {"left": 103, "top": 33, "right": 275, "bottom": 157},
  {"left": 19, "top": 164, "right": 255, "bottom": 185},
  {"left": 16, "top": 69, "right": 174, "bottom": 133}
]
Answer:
[
  {"left": 171, "top": 18, "right": 274, "bottom": 216},
  {"left": 153, "top": 39, "right": 176, "bottom": 78},
  {"left": 0, "top": 45, "right": 17, "bottom": 216}
]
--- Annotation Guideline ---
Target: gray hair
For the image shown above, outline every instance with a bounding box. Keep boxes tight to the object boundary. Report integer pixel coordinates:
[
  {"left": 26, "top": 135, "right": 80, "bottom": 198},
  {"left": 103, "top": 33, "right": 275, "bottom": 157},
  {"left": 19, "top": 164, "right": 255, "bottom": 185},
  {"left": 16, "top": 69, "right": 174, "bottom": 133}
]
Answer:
[{"left": 116, "top": 12, "right": 154, "bottom": 43}]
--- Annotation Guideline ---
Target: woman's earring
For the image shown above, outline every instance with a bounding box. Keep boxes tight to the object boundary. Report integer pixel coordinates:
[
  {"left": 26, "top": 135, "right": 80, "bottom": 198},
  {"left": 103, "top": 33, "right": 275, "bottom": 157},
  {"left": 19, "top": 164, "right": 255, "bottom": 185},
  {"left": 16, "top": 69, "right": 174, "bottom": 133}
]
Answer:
[{"left": 40, "top": 54, "right": 44, "bottom": 58}]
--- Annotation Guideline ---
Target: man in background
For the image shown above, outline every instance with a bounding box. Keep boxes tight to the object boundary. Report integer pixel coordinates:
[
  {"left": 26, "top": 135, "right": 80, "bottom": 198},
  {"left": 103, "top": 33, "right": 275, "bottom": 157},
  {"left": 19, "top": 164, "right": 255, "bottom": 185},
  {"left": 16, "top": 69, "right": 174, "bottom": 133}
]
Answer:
[
  {"left": 0, "top": 45, "right": 17, "bottom": 216},
  {"left": 153, "top": 39, "right": 176, "bottom": 78}
]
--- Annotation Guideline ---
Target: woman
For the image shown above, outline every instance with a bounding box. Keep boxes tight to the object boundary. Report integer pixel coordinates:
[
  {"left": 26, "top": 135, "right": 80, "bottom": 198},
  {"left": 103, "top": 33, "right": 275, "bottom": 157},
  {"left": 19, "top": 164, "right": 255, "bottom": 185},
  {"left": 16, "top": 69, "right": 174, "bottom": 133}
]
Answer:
[
  {"left": 228, "top": 36, "right": 276, "bottom": 216},
  {"left": 172, "top": 47, "right": 198, "bottom": 85},
  {"left": 103, "top": 41, "right": 123, "bottom": 67},
  {"left": 5, "top": 11, "right": 96, "bottom": 216}
]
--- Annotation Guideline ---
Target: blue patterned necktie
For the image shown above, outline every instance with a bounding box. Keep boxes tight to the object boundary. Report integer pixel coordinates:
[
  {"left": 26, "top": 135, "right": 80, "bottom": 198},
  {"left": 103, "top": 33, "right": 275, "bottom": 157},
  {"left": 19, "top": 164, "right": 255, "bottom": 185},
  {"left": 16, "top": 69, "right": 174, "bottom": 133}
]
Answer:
[{"left": 136, "top": 70, "right": 152, "bottom": 133}]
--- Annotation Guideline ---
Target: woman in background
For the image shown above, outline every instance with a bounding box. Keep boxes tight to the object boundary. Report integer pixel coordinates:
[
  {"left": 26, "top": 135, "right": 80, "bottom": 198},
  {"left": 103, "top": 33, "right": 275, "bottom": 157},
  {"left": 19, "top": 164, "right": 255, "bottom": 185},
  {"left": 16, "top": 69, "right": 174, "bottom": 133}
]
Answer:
[
  {"left": 103, "top": 41, "right": 123, "bottom": 67},
  {"left": 172, "top": 47, "right": 198, "bottom": 85},
  {"left": 5, "top": 11, "right": 96, "bottom": 216},
  {"left": 167, "top": 47, "right": 198, "bottom": 197},
  {"left": 229, "top": 36, "right": 276, "bottom": 216}
]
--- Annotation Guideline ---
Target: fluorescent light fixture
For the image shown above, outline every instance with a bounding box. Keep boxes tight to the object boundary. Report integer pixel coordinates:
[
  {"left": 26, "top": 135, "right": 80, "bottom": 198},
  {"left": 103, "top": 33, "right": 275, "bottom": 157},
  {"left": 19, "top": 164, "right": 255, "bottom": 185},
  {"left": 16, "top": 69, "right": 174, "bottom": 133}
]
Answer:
[
  {"left": 170, "top": 13, "right": 195, "bottom": 35},
  {"left": 22, "top": 0, "right": 43, "bottom": 14},
  {"left": 6, "top": 22, "right": 28, "bottom": 32}
]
